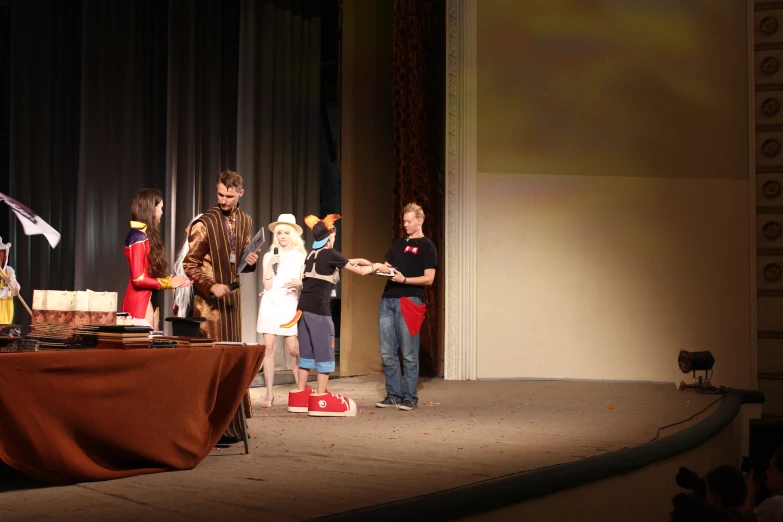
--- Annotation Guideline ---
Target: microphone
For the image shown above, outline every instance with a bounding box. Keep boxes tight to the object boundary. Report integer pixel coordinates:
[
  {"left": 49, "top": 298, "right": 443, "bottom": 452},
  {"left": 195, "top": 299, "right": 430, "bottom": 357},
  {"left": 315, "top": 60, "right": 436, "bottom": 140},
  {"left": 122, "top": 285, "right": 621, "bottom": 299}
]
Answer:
[
  {"left": 210, "top": 281, "right": 241, "bottom": 300},
  {"left": 273, "top": 247, "right": 279, "bottom": 276}
]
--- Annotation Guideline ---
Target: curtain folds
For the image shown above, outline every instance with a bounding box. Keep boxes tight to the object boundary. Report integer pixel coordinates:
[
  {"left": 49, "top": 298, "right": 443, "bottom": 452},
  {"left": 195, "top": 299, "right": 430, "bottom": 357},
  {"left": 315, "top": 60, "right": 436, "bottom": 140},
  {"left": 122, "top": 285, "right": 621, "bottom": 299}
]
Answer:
[
  {"left": 166, "top": 0, "right": 240, "bottom": 230},
  {"left": 74, "top": 0, "right": 169, "bottom": 298},
  {"left": 164, "top": 0, "right": 240, "bottom": 326},
  {"left": 237, "top": 0, "right": 321, "bottom": 342},
  {"left": 8, "top": 0, "right": 81, "bottom": 307},
  {"left": 392, "top": 0, "right": 445, "bottom": 376},
  {"left": 8, "top": 0, "right": 322, "bottom": 342}
]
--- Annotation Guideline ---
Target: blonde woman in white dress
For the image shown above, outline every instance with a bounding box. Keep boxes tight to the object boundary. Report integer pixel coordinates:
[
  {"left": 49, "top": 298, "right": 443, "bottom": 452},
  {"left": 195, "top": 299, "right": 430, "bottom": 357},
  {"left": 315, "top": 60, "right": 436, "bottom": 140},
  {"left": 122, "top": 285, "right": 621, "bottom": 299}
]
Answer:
[{"left": 257, "top": 214, "right": 306, "bottom": 408}]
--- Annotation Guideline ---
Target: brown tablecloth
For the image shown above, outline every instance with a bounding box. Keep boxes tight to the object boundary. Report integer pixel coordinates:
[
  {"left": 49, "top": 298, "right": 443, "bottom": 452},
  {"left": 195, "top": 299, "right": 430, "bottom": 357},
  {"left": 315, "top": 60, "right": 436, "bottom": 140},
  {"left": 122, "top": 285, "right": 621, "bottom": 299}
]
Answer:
[{"left": 0, "top": 344, "right": 264, "bottom": 484}]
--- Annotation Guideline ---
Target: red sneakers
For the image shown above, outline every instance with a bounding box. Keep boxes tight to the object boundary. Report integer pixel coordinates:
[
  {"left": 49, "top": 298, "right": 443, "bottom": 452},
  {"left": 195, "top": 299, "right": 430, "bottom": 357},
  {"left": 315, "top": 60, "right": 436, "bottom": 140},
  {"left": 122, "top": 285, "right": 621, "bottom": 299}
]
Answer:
[
  {"left": 288, "top": 388, "right": 358, "bottom": 417},
  {"left": 308, "top": 392, "right": 357, "bottom": 417},
  {"left": 287, "top": 387, "right": 314, "bottom": 413}
]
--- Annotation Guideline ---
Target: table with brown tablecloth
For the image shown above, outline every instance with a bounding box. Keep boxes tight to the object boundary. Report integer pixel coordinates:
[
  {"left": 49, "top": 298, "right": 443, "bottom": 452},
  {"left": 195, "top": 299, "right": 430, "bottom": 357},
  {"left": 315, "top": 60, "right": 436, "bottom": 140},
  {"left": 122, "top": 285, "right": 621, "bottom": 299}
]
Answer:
[{"left": 0, "top": 343, "right": 264, "bottom": 484}]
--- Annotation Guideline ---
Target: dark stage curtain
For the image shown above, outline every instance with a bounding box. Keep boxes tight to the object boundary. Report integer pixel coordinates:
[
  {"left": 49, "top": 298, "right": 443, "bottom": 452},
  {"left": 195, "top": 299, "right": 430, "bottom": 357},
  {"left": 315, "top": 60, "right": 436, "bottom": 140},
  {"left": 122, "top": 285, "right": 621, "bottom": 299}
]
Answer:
[
  {"left": 8, "top": 0, "right": 81, "bottom": 319},
  {"left": 75, "top": 0, "right": 169, "bottom": 298},
  {"left": 164, "top": 0, "right": 240, "bottom": 323},
  {"left": 166, "top": 0, "right": 239, "bottom": 240},
  {"left": 0, "top": 3, "right": 9, "bottom": 245},
  {"left": 6, "top": 0, "right": 321, "bottom": 340},
  {"left": 236, "top": 0, "right": 321, "bottom": 342},
  {"left": 392, "top": 0, "right": 445, "bottom": 377}
]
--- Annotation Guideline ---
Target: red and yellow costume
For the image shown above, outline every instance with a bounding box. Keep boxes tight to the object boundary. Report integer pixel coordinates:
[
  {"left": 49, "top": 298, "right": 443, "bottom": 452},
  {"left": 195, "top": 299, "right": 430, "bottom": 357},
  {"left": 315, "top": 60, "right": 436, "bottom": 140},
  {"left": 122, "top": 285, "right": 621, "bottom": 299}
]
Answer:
[{"left": 121, "top": 221, "right": 172, "bottom": 319}]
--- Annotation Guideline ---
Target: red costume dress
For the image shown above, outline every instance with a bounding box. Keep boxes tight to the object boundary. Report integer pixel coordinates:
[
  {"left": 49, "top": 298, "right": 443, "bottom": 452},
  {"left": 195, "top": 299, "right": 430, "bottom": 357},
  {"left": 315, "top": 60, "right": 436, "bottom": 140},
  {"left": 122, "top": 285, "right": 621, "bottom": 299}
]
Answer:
[{"left": 121, "top": 221, "right": 172, "bottom": 319}]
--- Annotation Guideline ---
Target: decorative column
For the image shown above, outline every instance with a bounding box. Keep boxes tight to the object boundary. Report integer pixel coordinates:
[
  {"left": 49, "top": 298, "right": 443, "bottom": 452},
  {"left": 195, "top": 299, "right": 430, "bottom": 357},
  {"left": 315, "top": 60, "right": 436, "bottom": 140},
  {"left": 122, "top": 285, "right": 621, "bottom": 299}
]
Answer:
[{"left": 444, "top": 0, "right": 477, "bottom": 380}]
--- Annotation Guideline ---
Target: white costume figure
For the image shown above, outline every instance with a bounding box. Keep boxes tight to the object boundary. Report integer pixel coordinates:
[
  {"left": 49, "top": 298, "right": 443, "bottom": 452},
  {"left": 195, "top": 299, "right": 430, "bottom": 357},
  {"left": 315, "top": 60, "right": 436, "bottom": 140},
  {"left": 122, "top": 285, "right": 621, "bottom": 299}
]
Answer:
[
  {"left": 0, "top": 238, "right": 20, "bottom": 324},
  {"left": 173, "top": 214, "right": 202, "bottom": 318},
  {"left": 256, "top": 214, "right": 306, "bottom": 408}
]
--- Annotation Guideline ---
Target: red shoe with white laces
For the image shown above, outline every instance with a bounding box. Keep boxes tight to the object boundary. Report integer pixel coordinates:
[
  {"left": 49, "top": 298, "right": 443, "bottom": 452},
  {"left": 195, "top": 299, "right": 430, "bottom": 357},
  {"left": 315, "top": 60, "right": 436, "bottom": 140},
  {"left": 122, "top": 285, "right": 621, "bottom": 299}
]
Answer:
[
  {"left": 307, "top": 392, "right": 357, "bottom": 417},
  {"left": 288, "top": 387, "right": 314, "bottom": 413}
]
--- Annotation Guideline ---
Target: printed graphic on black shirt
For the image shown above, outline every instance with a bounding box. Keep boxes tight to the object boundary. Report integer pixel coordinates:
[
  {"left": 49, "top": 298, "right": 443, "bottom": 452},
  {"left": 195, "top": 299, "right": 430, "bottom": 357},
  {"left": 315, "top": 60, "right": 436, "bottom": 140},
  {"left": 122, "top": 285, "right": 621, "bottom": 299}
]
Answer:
[
  {"left": 382, "top": 237, "right": 437, "bottom": 300},
  {"left": 298, "top": 248, "right": 349, "bottom": 316}
]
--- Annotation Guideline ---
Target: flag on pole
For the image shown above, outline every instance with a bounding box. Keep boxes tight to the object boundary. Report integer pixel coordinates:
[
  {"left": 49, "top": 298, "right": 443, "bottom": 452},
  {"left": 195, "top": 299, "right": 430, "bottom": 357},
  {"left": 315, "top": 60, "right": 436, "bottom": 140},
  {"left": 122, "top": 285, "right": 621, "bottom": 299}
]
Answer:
[{"left": 0, "top": 192, "right": 61, "bottom": 248}]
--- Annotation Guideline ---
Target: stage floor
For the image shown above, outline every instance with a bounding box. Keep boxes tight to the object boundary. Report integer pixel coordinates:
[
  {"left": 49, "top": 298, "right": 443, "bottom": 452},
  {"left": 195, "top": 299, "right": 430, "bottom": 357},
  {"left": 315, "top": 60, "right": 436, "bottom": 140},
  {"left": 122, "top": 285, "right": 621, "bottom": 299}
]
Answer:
[{"left": 1, "top": 375, "right": 722, "bottom": 521}]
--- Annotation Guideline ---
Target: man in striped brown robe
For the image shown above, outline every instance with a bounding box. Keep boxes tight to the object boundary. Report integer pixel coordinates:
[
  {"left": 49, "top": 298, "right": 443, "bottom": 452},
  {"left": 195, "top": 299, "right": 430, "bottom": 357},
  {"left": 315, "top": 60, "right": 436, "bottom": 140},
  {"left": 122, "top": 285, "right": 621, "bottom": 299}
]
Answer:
[{"left": 184, "top": 169, "right": 259, "bottom": 443}]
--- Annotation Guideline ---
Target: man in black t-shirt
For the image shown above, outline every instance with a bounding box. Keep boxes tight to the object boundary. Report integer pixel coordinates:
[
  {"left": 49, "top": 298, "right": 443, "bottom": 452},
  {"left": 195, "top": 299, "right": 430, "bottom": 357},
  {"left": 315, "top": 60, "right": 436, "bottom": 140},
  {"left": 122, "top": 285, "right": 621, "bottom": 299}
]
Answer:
[
  {"left": 282, "top": 214, "right": 385, "bottom": 417},
  {"left": 375, "top": 203, "right": 438, "bottom": 411}
]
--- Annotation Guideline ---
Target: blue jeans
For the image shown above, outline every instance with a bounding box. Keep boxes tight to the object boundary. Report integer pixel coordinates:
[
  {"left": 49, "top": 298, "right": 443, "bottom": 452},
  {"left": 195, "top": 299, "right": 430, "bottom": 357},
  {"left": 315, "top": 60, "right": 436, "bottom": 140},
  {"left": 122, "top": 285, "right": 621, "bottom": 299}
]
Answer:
[{"left": 378, "top": 297, "right": 421, "bottom": 404}]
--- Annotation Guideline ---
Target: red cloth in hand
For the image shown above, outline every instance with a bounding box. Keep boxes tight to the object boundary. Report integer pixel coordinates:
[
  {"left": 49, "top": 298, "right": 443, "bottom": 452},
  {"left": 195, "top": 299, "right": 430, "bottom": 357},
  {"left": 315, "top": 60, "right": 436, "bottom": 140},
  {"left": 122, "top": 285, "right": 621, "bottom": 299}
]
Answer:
[{"left": 400, "top": 296, "right": 427, "bottom": 336}]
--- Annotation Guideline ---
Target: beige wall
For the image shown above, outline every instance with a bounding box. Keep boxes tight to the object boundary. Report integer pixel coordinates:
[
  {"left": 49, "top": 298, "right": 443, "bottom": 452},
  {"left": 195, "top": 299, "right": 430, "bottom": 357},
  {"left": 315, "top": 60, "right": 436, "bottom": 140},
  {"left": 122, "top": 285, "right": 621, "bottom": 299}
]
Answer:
[
  {"left": 476, "top": 0, "right": 748, "bottom": 180},
  {"left": 339, "top": 0, "right": 393, "bottom": 376},
  {"left": 475, "top": 1, "right": 753, "bottom": 386}
]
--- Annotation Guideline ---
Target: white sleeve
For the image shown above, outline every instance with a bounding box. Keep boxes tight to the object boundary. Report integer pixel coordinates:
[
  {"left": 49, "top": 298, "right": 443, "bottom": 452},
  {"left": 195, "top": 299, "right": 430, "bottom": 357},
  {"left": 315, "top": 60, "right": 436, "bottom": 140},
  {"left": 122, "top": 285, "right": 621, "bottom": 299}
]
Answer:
[{"left": 8, "top": 266, "right": 18, "bottom": 292}]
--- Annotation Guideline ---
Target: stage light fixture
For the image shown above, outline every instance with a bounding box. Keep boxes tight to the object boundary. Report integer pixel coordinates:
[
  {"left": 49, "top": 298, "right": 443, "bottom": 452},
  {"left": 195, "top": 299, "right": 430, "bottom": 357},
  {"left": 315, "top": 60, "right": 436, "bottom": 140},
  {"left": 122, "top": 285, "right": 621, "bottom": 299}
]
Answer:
[
  {"left": 678, "top": 350, "right": 715, "bottom": 375},
  {"left": 677, "top": 350, "right": 726, "bottom": 393}
]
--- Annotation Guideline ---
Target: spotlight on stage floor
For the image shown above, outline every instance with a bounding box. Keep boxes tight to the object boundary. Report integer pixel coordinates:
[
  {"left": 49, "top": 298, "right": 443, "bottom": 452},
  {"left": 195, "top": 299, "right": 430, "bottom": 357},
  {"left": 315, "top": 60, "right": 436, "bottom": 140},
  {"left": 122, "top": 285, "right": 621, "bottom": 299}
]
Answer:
[{"left": 678, "top": 350, "right": 715, "bottom": 391}]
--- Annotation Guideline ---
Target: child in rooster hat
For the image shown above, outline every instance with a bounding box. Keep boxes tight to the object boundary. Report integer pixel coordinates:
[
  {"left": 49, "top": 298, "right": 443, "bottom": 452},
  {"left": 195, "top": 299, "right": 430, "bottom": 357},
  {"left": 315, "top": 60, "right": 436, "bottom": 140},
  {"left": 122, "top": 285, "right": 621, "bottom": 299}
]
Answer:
[{"left": 282, "top": 214, "right": 385, "bottom": 416}]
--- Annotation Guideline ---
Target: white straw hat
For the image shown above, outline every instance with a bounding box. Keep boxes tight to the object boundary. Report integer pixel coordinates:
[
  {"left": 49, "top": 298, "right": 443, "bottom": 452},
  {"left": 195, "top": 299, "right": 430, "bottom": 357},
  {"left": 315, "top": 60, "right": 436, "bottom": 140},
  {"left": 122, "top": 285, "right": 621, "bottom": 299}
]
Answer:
[{"left": 268, "top": 214, "right": 303, "bottom": 236}]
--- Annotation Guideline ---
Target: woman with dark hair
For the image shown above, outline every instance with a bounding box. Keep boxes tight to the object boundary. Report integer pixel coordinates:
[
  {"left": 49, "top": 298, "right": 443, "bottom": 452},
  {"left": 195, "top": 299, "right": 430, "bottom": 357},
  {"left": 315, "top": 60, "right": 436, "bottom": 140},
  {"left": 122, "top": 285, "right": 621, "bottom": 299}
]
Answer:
[{"left": 122, "top": 189, "right": 191, "bottom": 328}]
